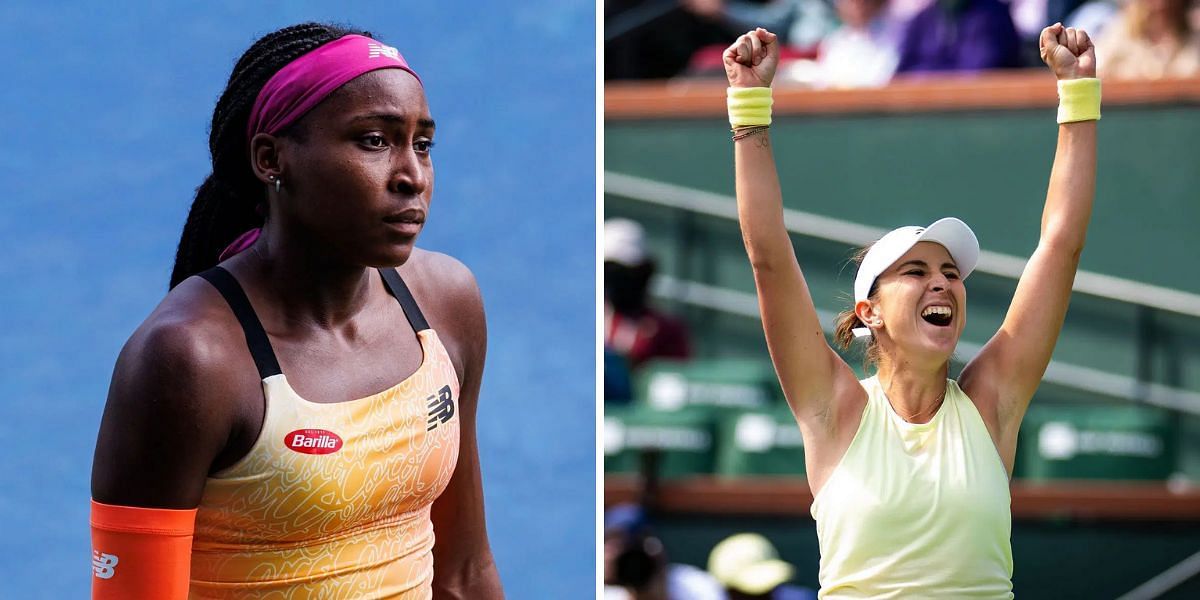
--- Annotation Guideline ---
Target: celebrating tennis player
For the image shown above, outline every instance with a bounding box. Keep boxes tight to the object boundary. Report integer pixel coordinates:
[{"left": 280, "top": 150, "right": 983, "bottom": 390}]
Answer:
[{"left": 724, "top": 23, "right": 1098, "bottom": 597}]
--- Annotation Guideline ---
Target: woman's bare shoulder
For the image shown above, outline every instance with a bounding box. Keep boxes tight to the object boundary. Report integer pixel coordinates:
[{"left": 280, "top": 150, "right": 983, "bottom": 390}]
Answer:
[
  {"left": 393, "top": 249, "right": 485, "bottom": 382},
  {"left": 92, "top": 275, "right": 261, "bottom": 507},
  {"left": 399, "top": 249, "right": 480, "bottom": 297},
  {"left": 125, "top": 276, "right": 249, "bottom": 376}
]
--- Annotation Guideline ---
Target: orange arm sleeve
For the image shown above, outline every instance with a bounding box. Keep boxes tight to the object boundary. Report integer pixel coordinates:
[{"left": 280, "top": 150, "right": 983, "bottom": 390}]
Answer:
[{"left": 90, "top": 499, "right": 197, "bottom": 600}]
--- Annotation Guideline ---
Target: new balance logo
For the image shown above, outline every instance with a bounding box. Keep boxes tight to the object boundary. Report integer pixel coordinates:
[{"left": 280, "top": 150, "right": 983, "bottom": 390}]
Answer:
[
  {"left": 92, "top": 550, "right": 118, "bottom": 579},
  {"left": 427, "top": 385, "right": 454, "bottom": 430},
  {"left": 368, "top": 43, "right": 400, "bottom": 60}
]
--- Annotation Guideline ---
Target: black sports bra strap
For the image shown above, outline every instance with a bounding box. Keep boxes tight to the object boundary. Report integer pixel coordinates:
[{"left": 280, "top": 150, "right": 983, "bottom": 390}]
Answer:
[
  {"left": 379, "top": 268, "right": 430, "bottom": 332},
  {"left": 198, "top": 267, "right": 283, "bottom": 379}
]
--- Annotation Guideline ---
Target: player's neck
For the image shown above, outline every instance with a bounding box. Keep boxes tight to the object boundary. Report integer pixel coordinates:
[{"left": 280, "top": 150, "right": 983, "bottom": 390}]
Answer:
[{"left": 875, "top": 361, "right": 949, "bottom": 423}]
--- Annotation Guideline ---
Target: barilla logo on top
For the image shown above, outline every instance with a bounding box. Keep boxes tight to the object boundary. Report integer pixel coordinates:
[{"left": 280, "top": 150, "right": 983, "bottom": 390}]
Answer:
[
  {"left": 285, "top": 429, "right": 344, "bottom": 455},
  {"left": 92, "top": 550, "right": 118, "bottom": 579},
  {"left": 368, "top": 43, "right": 400, "bottom": 60}
]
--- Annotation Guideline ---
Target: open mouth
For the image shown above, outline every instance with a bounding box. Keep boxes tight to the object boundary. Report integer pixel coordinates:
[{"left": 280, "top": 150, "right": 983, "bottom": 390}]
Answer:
[{"left": 921, "top": 305, "right": 953, "bottom": 327}]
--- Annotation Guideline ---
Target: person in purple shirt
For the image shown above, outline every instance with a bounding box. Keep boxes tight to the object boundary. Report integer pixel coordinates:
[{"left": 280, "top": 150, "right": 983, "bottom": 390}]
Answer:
[{"left": 896, "top": 0, "right": 1022, "bottom": 73}]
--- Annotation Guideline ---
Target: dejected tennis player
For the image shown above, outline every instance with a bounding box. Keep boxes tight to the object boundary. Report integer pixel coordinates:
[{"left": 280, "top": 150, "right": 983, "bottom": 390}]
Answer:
[
  {"left": 723, "top": 23, "right": 1099, "bottom": 598},
  {"left": 90, "top": 22, "right": 503, "bottom": 599}
]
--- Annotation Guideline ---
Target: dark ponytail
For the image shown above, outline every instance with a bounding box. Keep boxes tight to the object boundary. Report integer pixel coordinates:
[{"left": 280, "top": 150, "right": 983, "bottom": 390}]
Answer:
[{"left": 169, "top": 22, "right": 371, "bottom": 288}]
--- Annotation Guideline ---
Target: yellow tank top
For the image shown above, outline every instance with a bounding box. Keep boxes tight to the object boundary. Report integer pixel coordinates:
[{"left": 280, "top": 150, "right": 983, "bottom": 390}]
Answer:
[
  {"left": 189, "top": 267, "right": 460, "bottom": 599},
  {"left": 809, "top": 376, "right": 1012, "bottom": 599}
]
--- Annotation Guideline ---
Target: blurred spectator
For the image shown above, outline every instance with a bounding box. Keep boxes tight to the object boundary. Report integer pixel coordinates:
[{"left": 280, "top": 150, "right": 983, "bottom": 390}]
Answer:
[
  {"left": 604, "top": 503, "right": 726, "bottom": 600},
  {"left": 1010, "top": 0, "right": 1089, "bottom": 63},
  {"left": 1065, "top": 0, "right": 1122, "bottom": 40},
  {"left": 682, "top": 0, "right": 840, "bottom": 50},
  {"left": 815, "top": 0, "right": 904, "bottom": 86},
  {"left": 1011, "top": 0, "right": 1091, "bottom": 36},
  {"left": 606, "top": 0, "right": 735, "bottom": 79},
  {"left": 889, "top": 0, "right": 937, "bottom": 21},
  {"left": 605, "top": 219, "right": 692, "bottom": 370},
  {"left": 896, "top": 0, "right": 1022, "bottom": 73},
  {"left": 1097, "top": 0, "right": 1200, "bottom": 79},
  {"left": 606, "top": 347, "right": 635, "bottom": 404},
  {"left": 708, "top": 533, "right": 815, "bottom": 600},
  {"left": 682, "top": 0, "right": 838, "bottom": 77}
]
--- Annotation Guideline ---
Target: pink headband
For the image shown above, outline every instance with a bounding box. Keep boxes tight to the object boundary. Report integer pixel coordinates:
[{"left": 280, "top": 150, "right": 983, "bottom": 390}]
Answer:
[
  {"left": 222, "top": 35, "right": 419, "bottom": 262},
  {"left": 245, "top": 34, "right": 421, "bottom": 140}
]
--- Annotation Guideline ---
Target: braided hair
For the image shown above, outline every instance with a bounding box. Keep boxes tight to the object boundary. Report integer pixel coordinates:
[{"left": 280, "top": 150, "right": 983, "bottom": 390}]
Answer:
[{"left": 169, "top": 22, "right": 371, "bottom": 289}]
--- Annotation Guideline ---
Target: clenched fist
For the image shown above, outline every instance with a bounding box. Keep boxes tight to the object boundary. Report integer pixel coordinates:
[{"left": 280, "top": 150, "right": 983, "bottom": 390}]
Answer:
[
  {"left": 1039, "top": 23, "right": 1096, "bottom": 80},
  {"left": 723, "top": 28, "right": 780, "bottom": 88}
]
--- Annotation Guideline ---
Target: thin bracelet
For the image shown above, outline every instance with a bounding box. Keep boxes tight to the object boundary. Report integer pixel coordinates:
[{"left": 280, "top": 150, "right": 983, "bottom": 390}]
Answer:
[{"left": 732, "top": 125, "right": 770, "bottom": 141}]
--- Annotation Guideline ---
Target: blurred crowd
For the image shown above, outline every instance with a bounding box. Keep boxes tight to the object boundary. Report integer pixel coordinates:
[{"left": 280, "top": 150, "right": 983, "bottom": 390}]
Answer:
[
  {"left": 605, "top": 503, "right": 815, "bottom": 600},
  {"left": 605, "top": 0, "right": 1200, "bottom": 85},
  {"left": 605, "top": 218, "right": 692, "bottom": 402}
]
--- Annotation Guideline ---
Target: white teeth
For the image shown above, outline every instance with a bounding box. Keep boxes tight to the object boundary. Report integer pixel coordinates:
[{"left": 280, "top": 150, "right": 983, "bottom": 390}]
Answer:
[{"left": 921, "top": 306, "right": 952, "bottom": 318}]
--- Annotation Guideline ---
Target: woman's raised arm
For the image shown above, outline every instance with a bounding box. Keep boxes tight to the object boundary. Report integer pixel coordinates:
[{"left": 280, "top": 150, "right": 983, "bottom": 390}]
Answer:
[
  {"left": 726, "top": 29, "right": 859, "bottom": 429},
  {"left": 962, "top": 23, "right": 1100, "bottom": 455}
]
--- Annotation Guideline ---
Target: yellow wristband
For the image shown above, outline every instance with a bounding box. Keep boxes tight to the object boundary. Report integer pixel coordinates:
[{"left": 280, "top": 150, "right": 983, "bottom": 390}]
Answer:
[
  {"left": 1057, "top": 78, "right": 1101, "bottom": 124},
  {"left": 728, "top": 87, "right": 772, "bottom": 128}
]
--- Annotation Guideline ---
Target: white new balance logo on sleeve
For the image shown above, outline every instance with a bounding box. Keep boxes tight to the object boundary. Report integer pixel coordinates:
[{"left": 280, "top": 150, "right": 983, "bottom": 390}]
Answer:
[{"left": 92, "top": 550, "right": 118, "bottom": 579}]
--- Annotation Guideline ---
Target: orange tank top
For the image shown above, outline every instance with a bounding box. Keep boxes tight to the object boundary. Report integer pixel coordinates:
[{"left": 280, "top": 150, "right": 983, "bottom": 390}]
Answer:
[{"left": 188, "top": 267, "right": 460, "bottom": 599}]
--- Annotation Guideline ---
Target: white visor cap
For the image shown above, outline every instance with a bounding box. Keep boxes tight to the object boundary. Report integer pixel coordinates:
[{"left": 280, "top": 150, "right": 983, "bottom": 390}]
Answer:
[{"left": 851, "top": 217, "right": 979, "bottom": 337}]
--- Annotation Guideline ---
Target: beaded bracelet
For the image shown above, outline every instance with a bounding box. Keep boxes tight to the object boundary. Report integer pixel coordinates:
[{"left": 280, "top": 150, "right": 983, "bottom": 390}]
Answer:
[{"left": 732, "top": 125, "right": 770, "bottom": 141}]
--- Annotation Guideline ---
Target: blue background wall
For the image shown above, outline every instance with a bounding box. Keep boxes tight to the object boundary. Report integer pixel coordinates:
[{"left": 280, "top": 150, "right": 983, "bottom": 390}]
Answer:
[{"left": 0, "top": 2, "right": 596, "bottom": 597}]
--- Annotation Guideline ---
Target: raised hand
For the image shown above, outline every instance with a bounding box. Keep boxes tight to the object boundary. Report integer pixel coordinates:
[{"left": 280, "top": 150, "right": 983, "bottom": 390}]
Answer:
[
  {"left": 723, "top": 28, "right": 780, "bottom": 88},
  {"left": 1039, "top": 23, "right": 1096, "bottom": 80}
]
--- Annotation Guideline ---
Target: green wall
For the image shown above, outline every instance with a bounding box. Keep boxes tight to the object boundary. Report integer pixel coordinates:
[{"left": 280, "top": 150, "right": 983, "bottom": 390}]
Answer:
[
  {"left": 606, "top": 103, "right": 1200, "bottom": 393},
  {"left": 606, "top": 106, "right": 1200, "bottom": 294}
]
